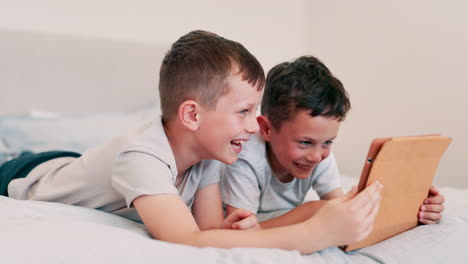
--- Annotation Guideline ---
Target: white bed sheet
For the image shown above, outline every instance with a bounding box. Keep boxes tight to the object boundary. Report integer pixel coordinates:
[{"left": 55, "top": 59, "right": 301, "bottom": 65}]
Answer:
[{"left": 2, "top": 175, "right": 467, "bottom": 264}]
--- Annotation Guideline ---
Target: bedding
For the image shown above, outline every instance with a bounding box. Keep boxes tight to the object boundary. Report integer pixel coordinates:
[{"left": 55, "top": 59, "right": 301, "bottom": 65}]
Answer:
[
  {"left": 1, "top": 173, "right": 467, "bottom": 263},
  {"left": 1, "top": 109, "right": 467, "bottom": 263},
  {"left": 0, "top": 104, "right": 159, "bottom": 157}
]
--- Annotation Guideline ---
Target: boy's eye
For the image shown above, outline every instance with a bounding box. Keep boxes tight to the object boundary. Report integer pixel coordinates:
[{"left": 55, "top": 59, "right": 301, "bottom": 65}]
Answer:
[
  {"left": 298, "top": 140, "right": 334, "bottom": 148},
  {"left": 239, "top": 109, "right": 249, "bottom": 115},
  {"left": 298, "top": 141, "right": 311, "bottom": 146}
]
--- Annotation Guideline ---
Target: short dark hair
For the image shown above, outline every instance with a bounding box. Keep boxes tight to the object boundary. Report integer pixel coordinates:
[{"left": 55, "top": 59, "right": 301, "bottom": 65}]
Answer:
[
  {"left": 159, "top": 30, "right": 265, "bottom": 121},
  {"left": 261, "top": 56, "right": 350, "bottom": 130}
]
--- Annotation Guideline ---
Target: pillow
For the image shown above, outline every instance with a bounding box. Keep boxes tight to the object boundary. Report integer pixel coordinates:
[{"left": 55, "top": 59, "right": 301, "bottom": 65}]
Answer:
[
  {"left": 0, "top": 136, "right": 16, "bottom": 165},
  {"left": 0, "top": 104, "right": 160, "bottom": 155}
]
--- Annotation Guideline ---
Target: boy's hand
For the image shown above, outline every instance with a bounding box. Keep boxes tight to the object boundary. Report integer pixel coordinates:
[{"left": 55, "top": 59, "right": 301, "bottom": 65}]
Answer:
[
  {"left": 223, "top": 208, "right": 261, "bottom": 230},
  {"left": 309, "top": 181, "right": 382, "bottom": 247},
  {"left": 418, "top": 185, "right": 445, "bottom": 225}
]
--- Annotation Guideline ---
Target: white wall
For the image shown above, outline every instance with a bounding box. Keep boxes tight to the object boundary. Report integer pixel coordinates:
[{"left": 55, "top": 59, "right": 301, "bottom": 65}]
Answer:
[
  {"left": 0, "top": 0, "right": 307, "bottom": 125},
  {"left": 305, "top": 0, "right": 468, "bottom": 188},
  {"left": 1, "top": 0, "right": 466, "bottom": 187},
  {"left": 0, "top": 0, "right": 306, "bottom": 72}
]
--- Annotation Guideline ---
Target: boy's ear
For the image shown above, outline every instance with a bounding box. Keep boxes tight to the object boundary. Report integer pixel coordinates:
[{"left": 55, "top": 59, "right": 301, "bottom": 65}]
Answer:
[
  {"left": 178, "top": 100, "right": 200, "bottom": 131},
  {"left": 257, "top": 115, "right": 272, "bottom": 141}
]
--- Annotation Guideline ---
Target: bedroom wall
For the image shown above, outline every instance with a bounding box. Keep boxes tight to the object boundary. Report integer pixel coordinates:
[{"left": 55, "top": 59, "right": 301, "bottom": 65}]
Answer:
[
  {"left": 1, "top": 1, "right": 466, "bottom": 188},
  {"left": 0, "top": 0, "right": 306, "bottom": 114},
  {"left": 305, "top": 0, "right": 468, "bottom": 188},
  {"left": 0, "top": 0, "right": 306, "bottom": 75}
]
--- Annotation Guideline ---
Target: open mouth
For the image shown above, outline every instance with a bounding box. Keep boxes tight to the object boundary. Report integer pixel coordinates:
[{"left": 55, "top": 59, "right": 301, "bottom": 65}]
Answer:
[
  {"left": 294, "top": 162, "right": 313, "bottom": 172},
  {"left": 230, "top": 139, "right": 244, "bottom": 153}
]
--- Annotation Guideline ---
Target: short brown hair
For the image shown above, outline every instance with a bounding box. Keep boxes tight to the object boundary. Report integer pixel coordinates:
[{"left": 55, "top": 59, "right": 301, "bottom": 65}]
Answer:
[
  {"left": 159, "top": 30, "right": 265, "bottom": 121},
  {"left": 261, "top": 56, "right": 350, "bottom": 130}
]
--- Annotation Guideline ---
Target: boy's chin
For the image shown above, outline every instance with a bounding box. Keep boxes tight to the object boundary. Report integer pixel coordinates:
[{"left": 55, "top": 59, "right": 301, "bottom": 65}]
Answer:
[
  {"left": 218, "top": 153, "right": 239, "bottom": 165},
  {"left": 290, "top": 170, "right": 312, "bottom": 180}
]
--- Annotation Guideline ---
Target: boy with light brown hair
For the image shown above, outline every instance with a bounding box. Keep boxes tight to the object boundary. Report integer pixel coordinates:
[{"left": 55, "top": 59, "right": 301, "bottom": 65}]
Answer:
[{"left": 1, "top": 31, "right": 382, "bottom": 254}]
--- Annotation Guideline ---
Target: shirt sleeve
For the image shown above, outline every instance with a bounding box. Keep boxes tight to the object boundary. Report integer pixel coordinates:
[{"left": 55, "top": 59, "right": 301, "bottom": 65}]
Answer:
[
  {"left": 220, "top": 158, "right": 261, "bottom": 214},
  {"left": 311, "top": 153, "right": 342, "bottom": 197},
  {"left": 197, "top": 160, "right": 222, "bottom": 190},
  {"left": 112, "top": 149, "right": 178, "bottom": 208}
]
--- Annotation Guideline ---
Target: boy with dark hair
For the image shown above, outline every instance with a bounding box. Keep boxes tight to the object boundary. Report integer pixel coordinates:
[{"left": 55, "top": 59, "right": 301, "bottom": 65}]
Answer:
[
  {"left": 0, "top": 33, "right": 382, "bottom": 254},
  {"left": 222, "top": 55, "right": 445, "bottom": 228}
]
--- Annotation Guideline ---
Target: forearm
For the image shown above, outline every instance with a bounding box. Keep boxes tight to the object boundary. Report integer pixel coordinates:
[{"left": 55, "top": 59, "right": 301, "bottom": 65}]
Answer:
[
  {"left": 260, "top": 200, "right": 327, "bottom": 229},
  {"left": 192, "top": 183, "right": 225, "bottom": 230},
  {"left": 181, "top": 221, "right": 330, "bottom": 255}
]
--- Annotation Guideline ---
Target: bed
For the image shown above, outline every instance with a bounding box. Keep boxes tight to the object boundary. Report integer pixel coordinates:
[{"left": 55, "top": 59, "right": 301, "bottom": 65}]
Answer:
[
  {"left": 1, "top": 28, "right": 468, "bottom": 263},
  {"left": 1, "top": 170, "right": 467, "bottom": 263}
]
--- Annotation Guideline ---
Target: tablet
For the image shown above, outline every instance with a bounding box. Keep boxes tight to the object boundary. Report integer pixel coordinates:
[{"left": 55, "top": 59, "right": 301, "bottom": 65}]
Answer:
[{"left": 344, "top": 135, "right": 452, "bottom": 252}]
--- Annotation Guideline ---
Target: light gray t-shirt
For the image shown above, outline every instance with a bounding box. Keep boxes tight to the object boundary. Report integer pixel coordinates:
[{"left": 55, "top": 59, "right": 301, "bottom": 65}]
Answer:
[
  {"left": 221, "top": 134, "right": 340, "bottom": 215},
  {"left": 9, "top": 119, "right": 221, "bottom": 222}
]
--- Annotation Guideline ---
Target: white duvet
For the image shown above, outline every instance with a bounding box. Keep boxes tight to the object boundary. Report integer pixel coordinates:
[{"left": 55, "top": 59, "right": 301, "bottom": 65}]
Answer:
[{"left": 2, "top": 176, "right": 468, "bottom": 264}]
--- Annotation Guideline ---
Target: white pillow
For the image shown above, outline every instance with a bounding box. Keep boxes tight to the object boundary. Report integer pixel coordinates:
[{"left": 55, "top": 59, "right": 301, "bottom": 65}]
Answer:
[{"left": 0, "top": 104, "right": 160, "bottom": 155}]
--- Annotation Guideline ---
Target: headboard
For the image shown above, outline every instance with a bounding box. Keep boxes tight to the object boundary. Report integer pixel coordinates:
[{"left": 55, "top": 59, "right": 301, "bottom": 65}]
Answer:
[{"left": 1, "top": 28, "right": 167, "bottom": 114}]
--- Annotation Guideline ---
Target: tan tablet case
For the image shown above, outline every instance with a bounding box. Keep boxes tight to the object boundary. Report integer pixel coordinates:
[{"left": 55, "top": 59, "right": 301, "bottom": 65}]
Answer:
[{"left": 344, "top": 135, "right": 452, "bottom": 252}]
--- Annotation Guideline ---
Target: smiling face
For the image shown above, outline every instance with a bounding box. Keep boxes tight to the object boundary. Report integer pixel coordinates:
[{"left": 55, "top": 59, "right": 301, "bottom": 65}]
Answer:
[
  {"left": 195, "top": 73, "right": 263, "bottom": 164},
  {"left": 259, "top": 109, "right": 340, "bottom": 182}
]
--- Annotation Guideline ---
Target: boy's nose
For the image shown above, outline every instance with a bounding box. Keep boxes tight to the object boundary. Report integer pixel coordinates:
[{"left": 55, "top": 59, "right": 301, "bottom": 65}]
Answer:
[{"left": 305, "top": 149, "right": 322, "bottom": 164}]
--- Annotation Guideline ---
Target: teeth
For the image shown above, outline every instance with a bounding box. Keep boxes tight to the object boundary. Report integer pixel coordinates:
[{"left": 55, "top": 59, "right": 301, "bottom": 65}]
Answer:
[{"left": 232, "top": 140, "right": 243, "bottom": 145}]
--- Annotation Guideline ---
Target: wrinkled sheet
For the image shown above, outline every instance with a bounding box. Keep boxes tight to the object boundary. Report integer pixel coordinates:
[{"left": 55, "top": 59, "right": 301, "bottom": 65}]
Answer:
[{"left": 1, "top": 177, "right": 467, "bottom": 264}]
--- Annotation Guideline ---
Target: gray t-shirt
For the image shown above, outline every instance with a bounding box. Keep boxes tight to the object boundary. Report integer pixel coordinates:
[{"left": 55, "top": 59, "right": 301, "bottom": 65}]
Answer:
[
  {"left": 9, "top": 119, "right": 221, "bottom": 222},
  {"left": 221, "top": 134, "right": 340, "bottom": 215}
]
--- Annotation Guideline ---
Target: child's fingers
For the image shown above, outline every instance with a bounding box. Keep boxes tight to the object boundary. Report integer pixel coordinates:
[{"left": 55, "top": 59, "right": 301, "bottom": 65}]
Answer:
[
  {"left": 224, "top": 208, "right": 253, "bottom": 225},
  {"left": 418, "top": 211, "right": 442, "bottom": 222},
  {"left": 369, "top": 195, "right": 381, "bottom": 218},
  {"left": 352, "top": 195, "right": 381, "bottom": 242},
  {"left": 334, "top": 185, "right": 358, "bottom": 203},
  {"left": 428, "top": 185, "right": 440, "bottom": 195},
  {"left": 223, "top": 213, "right": 238, "bottom": 226},
  {"left": 349, "top": 181, "right": 382, "bottom": 214},
  {"left": 424, "top": 193, "right": 445, "bottom": 205},
  {"left": 232, "top": 215, "right": 258, "bottom": 230},
  {"left": 343, "top": 185, "right": 358, "bottom": 200},
  {"left": 418, "top": 218, "right": 438, "bottom": 225},
  {"left": 362, "top": 196, "right": 381, "bottom": 234},
  {"left": 420, "top": 204, "right": 445, "bottom": 213},
  {"left": 234, "top": 208, "right": 253, "bottom": 218}
]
